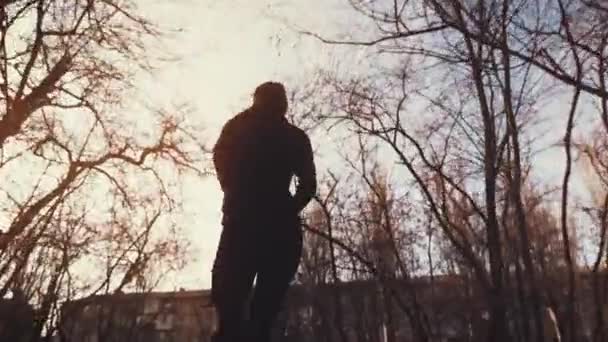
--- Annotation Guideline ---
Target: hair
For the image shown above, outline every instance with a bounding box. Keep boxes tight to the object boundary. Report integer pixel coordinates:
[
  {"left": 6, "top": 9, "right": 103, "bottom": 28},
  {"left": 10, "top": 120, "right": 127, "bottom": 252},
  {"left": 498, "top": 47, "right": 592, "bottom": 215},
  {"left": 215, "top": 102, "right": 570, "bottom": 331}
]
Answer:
[{"left": 252, "top": 81, "right": 288, "bottom": 117}]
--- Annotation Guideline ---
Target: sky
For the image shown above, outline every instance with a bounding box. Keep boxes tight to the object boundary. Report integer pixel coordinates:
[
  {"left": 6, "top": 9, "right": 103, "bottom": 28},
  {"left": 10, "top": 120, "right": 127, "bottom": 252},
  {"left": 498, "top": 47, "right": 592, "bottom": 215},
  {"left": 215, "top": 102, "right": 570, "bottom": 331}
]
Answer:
[{"left": 117, "top": 1, "right": 597, "bottom": 290}]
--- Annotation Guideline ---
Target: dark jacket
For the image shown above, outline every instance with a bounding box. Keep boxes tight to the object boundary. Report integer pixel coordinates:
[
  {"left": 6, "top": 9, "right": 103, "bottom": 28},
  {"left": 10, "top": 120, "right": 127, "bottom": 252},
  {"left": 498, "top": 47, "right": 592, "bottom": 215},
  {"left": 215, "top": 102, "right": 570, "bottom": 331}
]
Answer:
[{"left": 213, "top": 108, "right": 316, "bottom": 219}]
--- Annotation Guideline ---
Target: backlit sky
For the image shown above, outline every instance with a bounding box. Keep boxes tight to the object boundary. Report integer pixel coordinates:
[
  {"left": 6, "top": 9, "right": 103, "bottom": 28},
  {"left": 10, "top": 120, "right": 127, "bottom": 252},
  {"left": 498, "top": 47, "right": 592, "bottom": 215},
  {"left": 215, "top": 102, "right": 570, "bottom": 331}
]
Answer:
[{"left": 129, "top": 1, "right": 593, "bottom": 290}]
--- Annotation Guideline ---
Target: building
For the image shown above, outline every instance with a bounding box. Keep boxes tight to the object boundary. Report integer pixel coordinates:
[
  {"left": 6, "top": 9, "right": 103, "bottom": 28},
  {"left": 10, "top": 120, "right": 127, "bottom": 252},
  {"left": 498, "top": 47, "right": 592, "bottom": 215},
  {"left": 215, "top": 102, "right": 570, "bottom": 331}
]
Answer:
[
  {"left": 277, "top": 275, "right": 488, "bottom": 342},
  {"left": 58, "top": 290, "right": 216, "bottom": 342},
  {"left": 58, "top": 276, "right": 483, "bottom": 342},
  {"left": 58, "top": 272, "right": 608, "bottom": 342}
]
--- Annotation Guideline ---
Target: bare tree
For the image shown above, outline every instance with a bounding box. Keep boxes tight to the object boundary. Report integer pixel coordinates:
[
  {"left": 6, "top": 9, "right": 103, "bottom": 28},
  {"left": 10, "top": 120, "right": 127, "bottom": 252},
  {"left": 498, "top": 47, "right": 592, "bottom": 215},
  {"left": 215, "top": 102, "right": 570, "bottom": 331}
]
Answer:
[
  {"left": 0, "top": 1, "right": 205, "bottom": 340},
  {"left": 279, "top": 1, "right": 608, "bottom": 341}
]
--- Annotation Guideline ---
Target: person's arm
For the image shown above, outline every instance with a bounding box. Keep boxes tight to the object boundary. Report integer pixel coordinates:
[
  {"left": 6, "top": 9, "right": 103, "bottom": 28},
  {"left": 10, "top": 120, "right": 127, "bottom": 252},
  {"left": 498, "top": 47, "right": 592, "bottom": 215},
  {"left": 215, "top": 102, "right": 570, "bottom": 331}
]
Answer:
[
  {"left": 292, "top": 132, "right": 317, "bottom": 213},
  {"left": 213, "top": 119, "right": 236, "bottom": 193}
]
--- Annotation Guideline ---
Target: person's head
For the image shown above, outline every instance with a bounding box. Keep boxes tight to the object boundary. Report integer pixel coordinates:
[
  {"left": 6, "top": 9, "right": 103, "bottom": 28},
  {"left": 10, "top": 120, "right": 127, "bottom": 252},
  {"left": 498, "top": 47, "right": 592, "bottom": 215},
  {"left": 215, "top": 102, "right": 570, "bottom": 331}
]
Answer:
[{"left": 251, "top": 81, "right": 288, "bottom": 118}]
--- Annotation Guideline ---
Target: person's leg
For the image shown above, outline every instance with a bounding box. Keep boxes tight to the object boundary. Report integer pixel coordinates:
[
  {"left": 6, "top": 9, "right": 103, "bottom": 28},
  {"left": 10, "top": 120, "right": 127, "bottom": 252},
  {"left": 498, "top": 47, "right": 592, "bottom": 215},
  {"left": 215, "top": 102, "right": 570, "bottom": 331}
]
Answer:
[
  {"left": 248, "top": 219, "right": 302, "bottom": 342},
  {"left": 211, "top": 224, "right": 257, "bottom": 342}
]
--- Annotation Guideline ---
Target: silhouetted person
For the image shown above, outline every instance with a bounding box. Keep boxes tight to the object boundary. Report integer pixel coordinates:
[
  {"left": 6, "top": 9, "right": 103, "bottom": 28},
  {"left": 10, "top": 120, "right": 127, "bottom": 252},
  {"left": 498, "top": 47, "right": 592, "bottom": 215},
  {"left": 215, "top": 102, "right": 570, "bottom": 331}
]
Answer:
[{"left": 211, "top": 82, "right": 316, "bottom": 342}]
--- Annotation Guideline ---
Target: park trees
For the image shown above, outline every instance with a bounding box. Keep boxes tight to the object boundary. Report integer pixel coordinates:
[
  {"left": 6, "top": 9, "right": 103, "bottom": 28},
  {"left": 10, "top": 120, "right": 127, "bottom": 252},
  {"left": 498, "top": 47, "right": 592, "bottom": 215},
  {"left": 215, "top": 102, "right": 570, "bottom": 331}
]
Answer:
[
  {"left": 281, "top": 0, "right": 608, "bottom": 341},
  {"left": 0, "top": 1, "right": 205, "bottom": 339}
]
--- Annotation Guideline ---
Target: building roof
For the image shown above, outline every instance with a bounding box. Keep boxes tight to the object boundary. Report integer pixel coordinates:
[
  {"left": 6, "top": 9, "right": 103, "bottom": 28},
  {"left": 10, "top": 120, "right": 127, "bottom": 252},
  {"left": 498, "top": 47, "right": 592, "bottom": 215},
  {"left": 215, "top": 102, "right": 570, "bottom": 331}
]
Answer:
[{"left": 63, "top": 289, "right": 213, "bottom": 309}]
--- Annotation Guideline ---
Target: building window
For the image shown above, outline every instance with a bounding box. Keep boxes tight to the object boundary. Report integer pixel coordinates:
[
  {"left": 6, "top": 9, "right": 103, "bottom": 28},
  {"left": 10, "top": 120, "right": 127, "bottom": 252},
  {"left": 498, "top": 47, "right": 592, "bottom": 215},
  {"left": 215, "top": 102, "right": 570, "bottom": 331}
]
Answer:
[{"left": 143, "top": 298, "right": 159, "bottom": 314}]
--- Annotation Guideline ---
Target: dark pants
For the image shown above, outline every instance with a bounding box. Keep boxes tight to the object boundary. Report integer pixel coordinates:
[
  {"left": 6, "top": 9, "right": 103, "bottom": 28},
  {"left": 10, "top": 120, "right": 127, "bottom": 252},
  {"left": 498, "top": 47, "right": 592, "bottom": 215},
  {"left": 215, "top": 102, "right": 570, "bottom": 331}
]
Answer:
[{"left": 211, "top": 213, "right": 302, "bottom": 342}]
